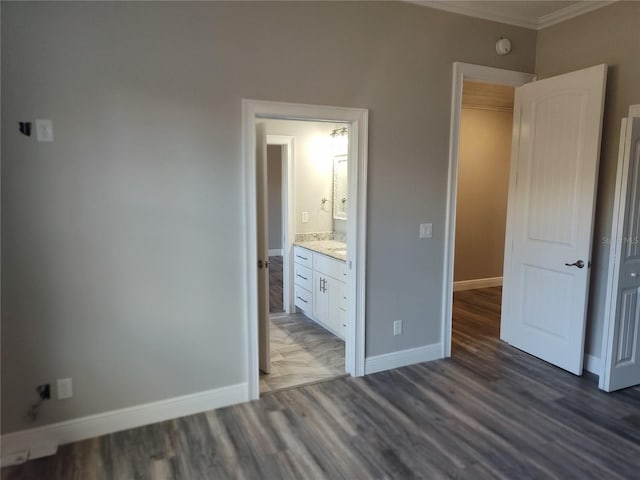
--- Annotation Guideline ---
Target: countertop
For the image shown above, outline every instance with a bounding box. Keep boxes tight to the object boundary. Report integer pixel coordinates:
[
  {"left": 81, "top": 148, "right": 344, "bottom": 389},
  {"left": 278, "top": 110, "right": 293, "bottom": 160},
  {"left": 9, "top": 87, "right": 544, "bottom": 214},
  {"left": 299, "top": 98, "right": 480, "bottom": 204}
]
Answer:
[{"left": 294, "top": 240, "right": 346, "bottom": 262}]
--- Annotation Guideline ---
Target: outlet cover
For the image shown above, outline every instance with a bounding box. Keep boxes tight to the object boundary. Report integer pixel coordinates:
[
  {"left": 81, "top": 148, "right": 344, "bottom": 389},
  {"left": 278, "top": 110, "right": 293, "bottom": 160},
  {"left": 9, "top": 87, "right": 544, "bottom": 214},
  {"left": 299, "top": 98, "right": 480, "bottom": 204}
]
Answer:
[
  {"left": 57, "top": 378, "right": 73, "bottom": 400},
  {"left": 393, "top": 320, "right": 402, "bottom": 336},
  {"left": 419, "top": 223, "right": 433, "bottom": 239},
  {"left": 302, "top": 211, "right": 309, "bottom": 223}
]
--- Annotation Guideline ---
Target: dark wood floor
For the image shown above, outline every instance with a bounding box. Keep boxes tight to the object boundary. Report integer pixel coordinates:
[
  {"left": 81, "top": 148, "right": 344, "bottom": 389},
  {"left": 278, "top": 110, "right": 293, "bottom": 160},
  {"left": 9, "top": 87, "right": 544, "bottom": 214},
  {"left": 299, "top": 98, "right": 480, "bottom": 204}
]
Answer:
[
  {"left": 269, "top": 255, "right": 283, "bottom": 313},
  {"left": 4, "top": 287, "right": 640, "bottom": 479}
]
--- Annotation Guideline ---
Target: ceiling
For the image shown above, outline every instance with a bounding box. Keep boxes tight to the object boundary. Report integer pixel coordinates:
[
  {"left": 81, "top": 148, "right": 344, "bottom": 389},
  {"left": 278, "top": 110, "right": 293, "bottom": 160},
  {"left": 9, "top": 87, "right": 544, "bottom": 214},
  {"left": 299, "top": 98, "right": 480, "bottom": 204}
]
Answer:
[{"left": 409, "top": 1, "right": 614, "bottom": 29}]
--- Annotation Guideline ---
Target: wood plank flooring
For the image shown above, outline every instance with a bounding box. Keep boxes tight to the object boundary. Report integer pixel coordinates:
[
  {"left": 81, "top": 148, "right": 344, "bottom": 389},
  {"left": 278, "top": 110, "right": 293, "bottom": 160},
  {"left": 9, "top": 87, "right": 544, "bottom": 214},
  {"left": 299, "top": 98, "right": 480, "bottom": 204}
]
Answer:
[
  {"left": 4, "top": 287, "right": 640, "bottom": 479},
  {"left": 269, "top": 256, "right": 283, "bottom": 313},
  {"left": 260, "top": 313, "right": 345, "bottom": 393}
]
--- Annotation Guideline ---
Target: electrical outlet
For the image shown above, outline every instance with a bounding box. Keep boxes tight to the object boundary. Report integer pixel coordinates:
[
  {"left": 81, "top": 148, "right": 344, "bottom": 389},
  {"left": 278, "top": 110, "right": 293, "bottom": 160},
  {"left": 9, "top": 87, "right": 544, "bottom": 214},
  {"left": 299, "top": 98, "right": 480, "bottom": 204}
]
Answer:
[
  {"left": 35, "top": 119, "right": 54, "bottom": 142},
  {"left": 419, "top": 223, "right": 433, "bottom": 239},
  {"left": 393, "top": 320, "right": 402, "bottom": 336},
  {"left": 57, "top": 378, "right": 73, "bottom": 400},
  {"left": 302, "top": 211, "right": 309, "bottom": 223}
]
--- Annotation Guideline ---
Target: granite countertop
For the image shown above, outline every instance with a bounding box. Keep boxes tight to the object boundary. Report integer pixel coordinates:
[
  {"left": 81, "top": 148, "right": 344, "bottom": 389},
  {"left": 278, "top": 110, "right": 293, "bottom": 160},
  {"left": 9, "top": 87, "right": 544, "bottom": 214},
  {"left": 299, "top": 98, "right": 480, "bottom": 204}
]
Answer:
[{"left": 294, "top": 240, "right": 347, "bottom": 262}]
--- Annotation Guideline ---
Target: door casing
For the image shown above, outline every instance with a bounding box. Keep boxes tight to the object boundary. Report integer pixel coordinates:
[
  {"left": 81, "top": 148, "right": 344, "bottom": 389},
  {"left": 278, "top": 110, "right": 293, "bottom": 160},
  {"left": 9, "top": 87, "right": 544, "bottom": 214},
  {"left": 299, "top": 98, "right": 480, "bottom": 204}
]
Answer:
[
  {"left": 442, "top": 63, "right": 536, "bottom": 357},
  {"left": 242, "top": 99, "right": 368, "bottom": 400}
]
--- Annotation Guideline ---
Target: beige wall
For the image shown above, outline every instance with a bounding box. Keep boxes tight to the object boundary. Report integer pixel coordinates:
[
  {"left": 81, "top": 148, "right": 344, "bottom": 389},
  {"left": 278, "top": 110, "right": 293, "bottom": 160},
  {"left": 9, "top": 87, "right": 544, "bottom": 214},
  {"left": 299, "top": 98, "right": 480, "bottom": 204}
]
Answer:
[
  {"left": 1, "top": 1, "right": 536, "bottom": 433},
  {"left": 454, "top": 107, "right": 512, "bottom": 282},
  {"left": 267, "top": 145, "right": 283, "bottom": 250},
  {"left": 536, "top": 0, "right": 640, "bottom": 359}
]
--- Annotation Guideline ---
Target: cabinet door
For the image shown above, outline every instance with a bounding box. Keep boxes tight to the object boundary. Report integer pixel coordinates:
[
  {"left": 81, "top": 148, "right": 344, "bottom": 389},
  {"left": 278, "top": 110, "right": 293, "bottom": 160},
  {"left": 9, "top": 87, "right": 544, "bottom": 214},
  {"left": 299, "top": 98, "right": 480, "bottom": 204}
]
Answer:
[{"left": 313, "top": 271, "right": 330, "bottom": 326}]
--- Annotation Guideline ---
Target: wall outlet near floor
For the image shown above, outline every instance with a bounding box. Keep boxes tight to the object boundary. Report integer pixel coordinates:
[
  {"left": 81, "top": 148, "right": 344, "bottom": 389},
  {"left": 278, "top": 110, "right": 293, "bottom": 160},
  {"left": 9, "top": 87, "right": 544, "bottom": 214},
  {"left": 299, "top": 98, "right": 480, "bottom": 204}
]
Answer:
[
  {"left": 393, "top": 320, "right": 402, "bottom": 336},
  {"left": 57, "top": 378, "right": 73, "bottom": 400}
]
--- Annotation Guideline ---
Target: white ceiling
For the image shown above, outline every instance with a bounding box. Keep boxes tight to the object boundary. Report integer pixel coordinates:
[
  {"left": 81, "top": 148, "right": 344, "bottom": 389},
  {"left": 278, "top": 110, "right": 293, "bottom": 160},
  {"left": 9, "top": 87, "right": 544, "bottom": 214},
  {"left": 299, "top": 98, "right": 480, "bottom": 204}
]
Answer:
[{"left": 409, "top": 1, "right": 615, "bottom": 29}]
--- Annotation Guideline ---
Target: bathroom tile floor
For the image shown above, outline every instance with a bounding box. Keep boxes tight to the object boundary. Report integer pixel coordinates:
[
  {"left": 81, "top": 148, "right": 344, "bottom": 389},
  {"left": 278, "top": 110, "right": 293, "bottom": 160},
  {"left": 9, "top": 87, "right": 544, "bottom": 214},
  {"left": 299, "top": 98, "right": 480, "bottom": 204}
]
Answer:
[{"left": 260, "top": 313, "right": 346, "bottom": 393}]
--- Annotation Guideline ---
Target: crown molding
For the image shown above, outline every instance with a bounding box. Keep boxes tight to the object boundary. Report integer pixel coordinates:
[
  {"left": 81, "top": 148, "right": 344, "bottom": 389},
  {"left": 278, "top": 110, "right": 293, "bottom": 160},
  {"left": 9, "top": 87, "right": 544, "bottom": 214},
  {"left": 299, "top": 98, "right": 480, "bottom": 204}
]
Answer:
[
  {"left": 537, "top": 1, "right": 615, "bottom": 29},
  {"left": 408, "top": 1, "right": 615, "bottom": 31}
]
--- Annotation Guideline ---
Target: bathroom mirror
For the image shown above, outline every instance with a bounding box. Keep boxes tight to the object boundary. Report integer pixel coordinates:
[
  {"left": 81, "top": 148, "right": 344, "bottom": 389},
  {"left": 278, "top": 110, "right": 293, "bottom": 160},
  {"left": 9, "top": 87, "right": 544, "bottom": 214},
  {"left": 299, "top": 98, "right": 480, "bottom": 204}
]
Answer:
[{"left": 333, "top": 154, "right": 348, "bottom": 221}]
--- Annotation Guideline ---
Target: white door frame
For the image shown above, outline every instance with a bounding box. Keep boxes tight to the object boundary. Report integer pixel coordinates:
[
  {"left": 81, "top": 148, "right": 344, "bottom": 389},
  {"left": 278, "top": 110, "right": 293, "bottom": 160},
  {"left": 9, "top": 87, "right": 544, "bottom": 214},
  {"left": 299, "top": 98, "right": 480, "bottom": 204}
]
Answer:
[
  {"left": 441, "top": 63, "right": 536, "bottom": 357},
  {"left": 242, "top": 99, "right": 369, "bottom": 400},
  {"left": 266, "top": 135, "right": 295, "bottom": 314}
]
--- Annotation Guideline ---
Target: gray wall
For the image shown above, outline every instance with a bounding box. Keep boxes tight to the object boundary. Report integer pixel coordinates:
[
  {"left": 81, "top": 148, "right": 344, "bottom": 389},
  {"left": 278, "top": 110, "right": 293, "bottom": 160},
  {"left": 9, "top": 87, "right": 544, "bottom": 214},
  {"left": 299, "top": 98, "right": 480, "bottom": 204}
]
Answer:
[
  {"left": 1, "top": 1, "right": 536, "bottom": 433},
  {"left": 454, "top": 107, "right": 512, "bottom": 282},
  {"left": 267, "top": 145, "right": 283, "bottom": 251},
  {"left": 535, "top": 0, "right": 640, "bottom": 359}
]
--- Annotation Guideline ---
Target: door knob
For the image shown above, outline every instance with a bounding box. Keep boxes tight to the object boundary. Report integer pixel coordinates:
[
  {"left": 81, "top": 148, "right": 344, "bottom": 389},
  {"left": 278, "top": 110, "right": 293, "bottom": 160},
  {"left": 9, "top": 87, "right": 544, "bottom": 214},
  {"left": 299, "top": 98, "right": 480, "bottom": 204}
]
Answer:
[
  {"left": 565, "top": 260, "right": 585, "bottom": 269},
  {"left": 632, "top": 273, "right": 638, "bottom": 278}
]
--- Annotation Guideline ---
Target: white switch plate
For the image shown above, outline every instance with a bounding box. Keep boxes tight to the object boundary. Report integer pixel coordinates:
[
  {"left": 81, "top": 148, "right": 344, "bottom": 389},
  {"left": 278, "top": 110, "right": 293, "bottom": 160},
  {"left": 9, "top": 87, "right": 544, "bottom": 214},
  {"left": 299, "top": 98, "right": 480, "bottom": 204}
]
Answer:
[
  {"left": 393, "top": 320, "right": 402, "bottom": 336},
  {"left": 57, "top": 378, "right": 73, "bottom": 400},
  {"left": 35, "top": 119, "right": 54, "bottom": 142},
  {"left": 419, "top": 223, "right": 433, "bottom": 239},
  {"left": 302, "top": 211, "right": 309, "bottom": 223}
]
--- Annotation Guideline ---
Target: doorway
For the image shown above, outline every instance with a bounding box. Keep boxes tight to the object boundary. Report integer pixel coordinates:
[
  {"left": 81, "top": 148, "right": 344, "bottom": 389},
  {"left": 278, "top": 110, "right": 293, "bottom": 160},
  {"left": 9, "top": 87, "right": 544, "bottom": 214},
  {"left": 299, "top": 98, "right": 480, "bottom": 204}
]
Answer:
[
  {"left": 242, "top": 99, "right": 368, "bottom": 400},
  {"left": 452, "top": 80, "right": 515, "bottom": 352},
  {"left": 443, "top": 63, "right": 536, "bottom": 358},
  {"left": 261, "top": 119, "right": 349, "bottom": 393}
]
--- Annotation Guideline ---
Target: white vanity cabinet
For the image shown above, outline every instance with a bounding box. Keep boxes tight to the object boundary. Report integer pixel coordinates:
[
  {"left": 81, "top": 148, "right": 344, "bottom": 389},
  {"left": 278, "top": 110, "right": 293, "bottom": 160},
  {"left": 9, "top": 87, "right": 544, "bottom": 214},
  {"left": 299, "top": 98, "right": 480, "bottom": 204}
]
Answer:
[{"left": 293, "top": 245, "right": 347, "bottom": 340}]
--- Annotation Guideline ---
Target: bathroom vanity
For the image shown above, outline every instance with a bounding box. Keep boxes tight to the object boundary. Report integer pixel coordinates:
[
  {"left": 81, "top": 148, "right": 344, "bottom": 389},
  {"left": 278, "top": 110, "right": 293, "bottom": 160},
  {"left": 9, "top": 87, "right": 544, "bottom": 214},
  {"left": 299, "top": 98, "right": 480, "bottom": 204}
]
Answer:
[{"left": 293, "top": 243, "right": 347, "bottom": 340}]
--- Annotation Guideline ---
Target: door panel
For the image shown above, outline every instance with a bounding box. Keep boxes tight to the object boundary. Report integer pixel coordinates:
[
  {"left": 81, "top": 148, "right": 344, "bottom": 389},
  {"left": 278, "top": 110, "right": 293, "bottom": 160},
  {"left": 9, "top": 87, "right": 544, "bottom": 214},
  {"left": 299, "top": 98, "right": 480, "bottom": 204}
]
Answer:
[
  {"left": 601, "top": 117, "right": 640, "bottom": 391},
  {"left": 501, "top": 64, "right": 607, "bottom": 375},
  {"left": 256, "top": 123, "right": 270, "bottom": 374}
]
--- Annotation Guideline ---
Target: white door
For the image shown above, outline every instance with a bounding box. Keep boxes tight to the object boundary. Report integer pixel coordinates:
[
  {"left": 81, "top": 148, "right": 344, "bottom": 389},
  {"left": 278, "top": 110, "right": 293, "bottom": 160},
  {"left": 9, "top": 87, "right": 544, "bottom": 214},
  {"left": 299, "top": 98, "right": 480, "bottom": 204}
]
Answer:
[
  {"left": 600, "top": 116, "right": 640, "bottom": 392},
  {"left": 256, "top": 123, "right": 270, "bottom": 374},
  {"left": 501, "top": 64, "right": 607, "bottom": 375}
]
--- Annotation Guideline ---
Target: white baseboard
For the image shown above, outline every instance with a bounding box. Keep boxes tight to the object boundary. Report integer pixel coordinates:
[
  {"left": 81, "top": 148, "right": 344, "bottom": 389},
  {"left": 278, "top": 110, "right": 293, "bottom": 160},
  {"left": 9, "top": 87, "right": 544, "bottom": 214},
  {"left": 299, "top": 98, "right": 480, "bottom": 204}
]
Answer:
[
  {"left": 453, "top": 276, "right": 503, "bottom": 292},
  {"left": 365, "top": 343, "right": 442, "bottom": 375},
  {"left": 584, "top": 353, "right": 601, "bottom": 375},
  {"left": 1, "top": 382, "right": 248, "bottom": 467},
  {"left": 268, "top": 249, "right": 283, "bottom": 256}
]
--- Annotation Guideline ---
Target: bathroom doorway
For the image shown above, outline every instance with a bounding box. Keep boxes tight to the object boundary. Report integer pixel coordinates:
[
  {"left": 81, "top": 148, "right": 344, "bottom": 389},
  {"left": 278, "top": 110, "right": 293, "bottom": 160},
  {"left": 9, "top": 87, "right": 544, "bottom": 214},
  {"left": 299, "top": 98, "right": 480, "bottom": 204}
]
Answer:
[
  {"left": 243, "top": 99, "right": 368, "bottom": 400},
  {"left": 261, "top": 119, "right": 350, "bottom": 393}
]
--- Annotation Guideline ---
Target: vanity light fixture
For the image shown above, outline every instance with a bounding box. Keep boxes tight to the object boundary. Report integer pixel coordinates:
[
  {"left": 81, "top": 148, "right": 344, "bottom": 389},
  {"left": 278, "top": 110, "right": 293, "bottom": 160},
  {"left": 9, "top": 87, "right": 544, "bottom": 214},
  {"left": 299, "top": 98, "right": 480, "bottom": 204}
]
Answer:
[{"left": 330, "top": 126, "right": 348, "bottom": 138}]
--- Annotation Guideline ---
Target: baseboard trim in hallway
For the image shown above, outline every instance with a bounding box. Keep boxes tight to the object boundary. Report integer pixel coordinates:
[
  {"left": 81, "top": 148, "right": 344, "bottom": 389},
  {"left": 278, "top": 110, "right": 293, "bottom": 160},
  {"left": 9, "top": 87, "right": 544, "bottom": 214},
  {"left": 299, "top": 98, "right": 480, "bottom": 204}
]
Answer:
[
  {"left": 364, "top": 343, "right": 442, "bottom": 375},
  {"left": 0, "top": 383, "right": 248, "bottom": 467}
]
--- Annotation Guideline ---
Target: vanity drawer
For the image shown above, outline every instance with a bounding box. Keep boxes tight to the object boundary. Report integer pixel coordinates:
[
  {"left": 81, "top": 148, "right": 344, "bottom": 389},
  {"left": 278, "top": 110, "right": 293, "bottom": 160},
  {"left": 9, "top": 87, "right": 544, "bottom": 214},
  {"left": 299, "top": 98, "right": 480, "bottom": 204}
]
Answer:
[
  {"left": 293, "top": 246, "right": 313, "bottom": 269},
  {"left": 294, "top": 263, "right": 313, "bottom": 291},
  {"left": 313, "top": 252, "right": 345, "bottom": 280},
  {"left": 294, "top": 285, "right": 312, "bottom": 313}
]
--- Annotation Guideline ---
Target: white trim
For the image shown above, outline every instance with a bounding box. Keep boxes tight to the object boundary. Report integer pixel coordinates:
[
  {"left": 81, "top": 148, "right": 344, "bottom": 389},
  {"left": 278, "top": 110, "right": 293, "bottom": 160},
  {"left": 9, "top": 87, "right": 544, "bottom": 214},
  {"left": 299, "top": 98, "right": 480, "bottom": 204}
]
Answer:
[
  {"left": 408, "top": 1, "right": 614, "bottom": 30},
  {"left": 442, "top": 63, "right": 536, "bottom": 359},
  {"left": 243, "top": 99, "right": 368, "bottom": 401},
  {"left": 268, "top": 248, "right": 283, "bottom": 257},
  {"left": 538, "top": 1, "right": 615, "bottom": 29},
  {"left": 266, "top": 134, "right": 295, "bottom": 314},
  {"left": 453, "top": 276, "right": 503, "bottom": 292},
  {"left": 584, "top": 354, "right": 601, "bottom": 375},
  {"left": 1, "top": 383, "right": 248, "bottom": 467},
  {"left": 629, "top": 105, "right": 640, "bottom": 117},
  {"left": 365, "top": 343, "right": 442, "bottom": 375}
]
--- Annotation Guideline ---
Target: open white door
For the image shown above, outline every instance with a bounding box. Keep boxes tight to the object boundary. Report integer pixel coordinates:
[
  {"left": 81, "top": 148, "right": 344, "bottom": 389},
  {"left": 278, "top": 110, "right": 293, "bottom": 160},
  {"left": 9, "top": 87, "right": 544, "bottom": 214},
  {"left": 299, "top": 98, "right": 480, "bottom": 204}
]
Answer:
[
  {"left": 256, "top": 123, "right": 270, "bottom": 374},
  {"left": 600, "top": 115, "right": 640, "bottom": 392},
  {"left": 501, "top": 64, "right": 607, "bottom": 375}
]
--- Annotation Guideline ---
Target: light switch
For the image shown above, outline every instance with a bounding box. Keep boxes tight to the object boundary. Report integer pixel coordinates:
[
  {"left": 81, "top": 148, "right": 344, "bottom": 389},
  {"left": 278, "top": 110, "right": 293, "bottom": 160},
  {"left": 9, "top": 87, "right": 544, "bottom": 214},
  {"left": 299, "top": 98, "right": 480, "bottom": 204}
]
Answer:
[
  {"left": 302, "top": 211, "right": 309, "bottom": 224},
  {"left": 419, "top": 223, "right": 433, "bottom": 239},
  {"left": 35, "top": 119, "right": 54, "bottom": 142}
]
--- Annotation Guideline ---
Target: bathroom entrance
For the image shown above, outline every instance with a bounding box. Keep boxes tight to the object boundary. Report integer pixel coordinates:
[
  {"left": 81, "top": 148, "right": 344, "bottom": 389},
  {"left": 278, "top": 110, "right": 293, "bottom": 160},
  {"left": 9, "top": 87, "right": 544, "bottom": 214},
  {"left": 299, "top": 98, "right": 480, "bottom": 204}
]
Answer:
[
  {"left": 261, "top": 119, "right": 349, "bottom": 392},
  {"left": 243, "top": 99, "right": 368, "bottom": 400}
]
